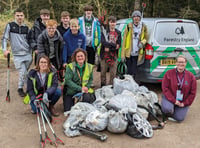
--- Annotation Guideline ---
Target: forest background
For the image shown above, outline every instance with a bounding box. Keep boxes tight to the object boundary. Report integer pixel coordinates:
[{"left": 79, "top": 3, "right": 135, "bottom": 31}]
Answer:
[
  {"left": 0, "top": 0, "right": 200, "bottom": 23},
  {"left": 0, "top": 0, "right": 200, "bottom": 42},
  {"left": 0, "top": 0, "right": 199, "bottom": 78}
]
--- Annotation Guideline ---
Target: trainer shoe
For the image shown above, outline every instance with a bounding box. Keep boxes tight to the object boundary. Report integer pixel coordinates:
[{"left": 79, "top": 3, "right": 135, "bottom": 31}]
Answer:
[
  {"left": 168, "top": 117, "right": 177, "bottom": 122},
  {"left": 18, "top": 88, "right": 26, "bottom": 97}
]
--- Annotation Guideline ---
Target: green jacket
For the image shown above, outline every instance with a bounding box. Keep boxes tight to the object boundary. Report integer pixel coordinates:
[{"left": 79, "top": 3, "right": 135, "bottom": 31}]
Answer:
[{"left": 64, "top": 62, "right": 93, "bottom": 95}]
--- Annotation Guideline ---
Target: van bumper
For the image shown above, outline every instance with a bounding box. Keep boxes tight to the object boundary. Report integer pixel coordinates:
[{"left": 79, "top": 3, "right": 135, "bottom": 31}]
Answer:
[
  {"left": 136, "top": 66, "right": 200, "bottom": 83},
  {"left": 135, "top": 71, "right": 163, "bottom": 83}
]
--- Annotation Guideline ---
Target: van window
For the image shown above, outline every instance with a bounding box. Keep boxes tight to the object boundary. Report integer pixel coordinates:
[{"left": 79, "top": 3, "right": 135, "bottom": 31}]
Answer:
[
  {"left": 155, "top": 22, "right": 199, "bottom": 45},
  {"left": 116, "top": 23, "right": 125, "bottom": 31}
]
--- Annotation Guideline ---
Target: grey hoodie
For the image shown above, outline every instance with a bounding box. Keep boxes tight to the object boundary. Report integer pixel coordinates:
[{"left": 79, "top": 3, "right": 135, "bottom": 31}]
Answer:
[{"left": 2, "top": 21, "right": 31, "bottom": 55}]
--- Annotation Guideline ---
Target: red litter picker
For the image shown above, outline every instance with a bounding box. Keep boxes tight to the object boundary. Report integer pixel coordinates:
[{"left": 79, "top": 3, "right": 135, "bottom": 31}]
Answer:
[{"left": 6, "top": 53, "right": 10, "bottom": 102}]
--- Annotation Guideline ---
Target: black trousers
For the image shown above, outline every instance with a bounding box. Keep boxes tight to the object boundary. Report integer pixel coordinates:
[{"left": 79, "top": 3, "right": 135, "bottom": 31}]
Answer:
[
  {"left": 63, "top": 95, "right": 74, "bottom": 112},
  {"left": 86, "top": 46, "right": 95, "bottom": 65},
  {"left": 126, "top": 56, "right": 138, "bottom": 76},
  {"left": 50, "top": 57, "right": 59, "bottom": 70}
]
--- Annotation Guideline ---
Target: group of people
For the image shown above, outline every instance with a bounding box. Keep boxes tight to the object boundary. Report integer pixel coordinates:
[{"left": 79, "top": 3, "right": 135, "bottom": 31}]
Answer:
[{"left": 2, "top": 6, "right": 197, "bottom": 122}]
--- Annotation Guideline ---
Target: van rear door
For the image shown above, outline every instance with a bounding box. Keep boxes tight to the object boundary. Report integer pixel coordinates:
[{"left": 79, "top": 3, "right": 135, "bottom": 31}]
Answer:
[{"left": 151, "top": 19, "right": 200, "bottom": 78}]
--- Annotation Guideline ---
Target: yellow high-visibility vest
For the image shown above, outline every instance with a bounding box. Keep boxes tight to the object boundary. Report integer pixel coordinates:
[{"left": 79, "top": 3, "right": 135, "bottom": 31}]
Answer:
[{"left": 68, "top": 62, "right": 94, "bottom": 93}]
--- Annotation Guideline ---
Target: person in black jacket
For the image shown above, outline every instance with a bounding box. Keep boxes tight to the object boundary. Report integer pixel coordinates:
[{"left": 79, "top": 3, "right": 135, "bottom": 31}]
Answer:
[
  {"left": 28, "top": 9, "right": 50, "bottom": 65},
  {"left": 37, "top": 19, "right": 63, "bottom": 71},
  {"left": 57, "top": 11, "right": 70, "bottom": 37},
  {"left": 27, "top": 55, "right": 61, "bottom": 116},
  {"left": 100, "top": 16, "right": 121, "bottom": 87}
]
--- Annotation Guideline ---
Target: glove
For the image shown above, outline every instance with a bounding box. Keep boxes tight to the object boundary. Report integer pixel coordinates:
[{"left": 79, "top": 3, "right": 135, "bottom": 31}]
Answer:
[
  {"left": 43, "top": 92, "right": 49, "bottom": 104},
  {"left": 72, "top": 92, "right": 83, "bottom": 99},
  {"left": 138, "top": 42, "right": 143, "bottom": 49}
]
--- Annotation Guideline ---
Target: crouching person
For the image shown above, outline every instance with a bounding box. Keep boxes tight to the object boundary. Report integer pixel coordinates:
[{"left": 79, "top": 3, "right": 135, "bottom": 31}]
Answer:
[
  {"left": 161, "top": 55, "right": 197, "bottom": 122},
  {"left": 26, "top": 55, "right": 61, "bottom": 116},
  {"left": 63, "top": 48, "right": 95, "bottom": 112}
]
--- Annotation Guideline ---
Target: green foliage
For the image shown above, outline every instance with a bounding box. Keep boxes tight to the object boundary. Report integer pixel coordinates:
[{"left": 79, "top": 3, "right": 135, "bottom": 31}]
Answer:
[
  {"left": 0, "top": 10, "right": 14, "bottom": 40},
  {"left": 0, "top": 10, "right": 14, "bottom": 21},
  {"left": 0, "top": 0, "right": 200, "bottom": 25}
]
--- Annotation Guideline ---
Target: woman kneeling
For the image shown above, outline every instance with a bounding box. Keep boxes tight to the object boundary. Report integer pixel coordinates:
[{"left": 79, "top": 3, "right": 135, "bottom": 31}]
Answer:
[
  {"left": 27, "top": 55, "right": 61, "bottom": 116},
  {"left": 63, "top": 48, "right": 95, "bottom": 112}
]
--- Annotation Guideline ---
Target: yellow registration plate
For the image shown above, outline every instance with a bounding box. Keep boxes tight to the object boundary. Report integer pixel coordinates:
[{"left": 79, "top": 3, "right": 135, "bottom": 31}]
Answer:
[{"left": 160, "top": 58, "right": 176, "bottom": 66}]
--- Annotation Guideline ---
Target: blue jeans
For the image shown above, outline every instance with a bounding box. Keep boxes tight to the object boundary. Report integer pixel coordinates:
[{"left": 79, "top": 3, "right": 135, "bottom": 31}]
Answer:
[
  {"left": 30, "top": 88, "right": 61, "bottom": 113},
  {"left": 161, "top": 95, "right": 189, "bottom": 122}
]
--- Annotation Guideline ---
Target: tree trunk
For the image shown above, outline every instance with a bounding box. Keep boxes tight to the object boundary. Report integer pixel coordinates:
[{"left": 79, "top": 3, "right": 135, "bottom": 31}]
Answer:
[
  {"left": 134, "top": 0, "right": 140, "bottom": 10},
  {"left": 48, "top": 0, "right": 55, "bottom": 19},
  {"left": 25, "top": 0, "right": 30, "bottom": 21}
]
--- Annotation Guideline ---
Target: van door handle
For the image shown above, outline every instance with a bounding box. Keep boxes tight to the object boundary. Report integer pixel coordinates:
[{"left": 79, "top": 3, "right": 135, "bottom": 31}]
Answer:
[{"left": 174, "top": 48, "right": 184, "bottom": 52}]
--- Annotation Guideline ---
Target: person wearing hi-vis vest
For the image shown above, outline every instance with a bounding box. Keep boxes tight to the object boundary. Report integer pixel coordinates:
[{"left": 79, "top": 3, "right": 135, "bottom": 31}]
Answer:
[
  {"left": 63, "top": 48, "right": 95, "bottom": 112},
  {"left": 78, "top": 5, "right": 101, "bottom": 65},
  {"left": 26, "top": 55, "right": 61, "bottom": 116},
  {"left": 161, "top": 55, "right": 197, "bottom": 122},
  {"left": 121, "top": 10, "right": 147, "bottom": 80}
]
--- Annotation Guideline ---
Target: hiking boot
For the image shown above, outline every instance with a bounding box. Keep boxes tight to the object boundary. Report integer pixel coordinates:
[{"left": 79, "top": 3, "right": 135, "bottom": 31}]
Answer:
[
  {"left": 49, "top": 105, "right": 59, "bottom": 117},
  {"left": 18, "top": 88, "right": 26, "bottom": 97}
]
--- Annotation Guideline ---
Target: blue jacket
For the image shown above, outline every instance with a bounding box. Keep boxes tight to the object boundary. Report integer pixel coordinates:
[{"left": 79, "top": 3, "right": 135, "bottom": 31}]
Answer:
[
  {"left": 63, "top": 29, "right": 86, "bottom": 64},
  {"left": 78, "top": 16, "right": 101, "bottom": 49}
]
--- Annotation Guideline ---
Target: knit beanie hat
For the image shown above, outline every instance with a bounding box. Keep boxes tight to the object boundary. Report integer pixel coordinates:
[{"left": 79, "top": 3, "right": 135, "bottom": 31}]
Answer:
[{"left": 131, "top": 10, "right": 141, "bottom": 18}]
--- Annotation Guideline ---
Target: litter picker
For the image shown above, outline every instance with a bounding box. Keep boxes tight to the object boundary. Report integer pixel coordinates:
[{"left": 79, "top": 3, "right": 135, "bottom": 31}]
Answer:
[
  {"left": 38, "top": 102, "right": 64, "bottom": 147},
  {"left": 36, "top": 102, "right": 45, "bottom": 148},
  {"left": 35, "top": 95, "right": 64, "bottom": 147},
  {"left": 6, "top": 53, "right": 10, "bottom": 102},
  {"left": 70, "top": 124, "right": 108, "bottom": 141},
  {"left": 40, "top": 106, "right": 53, "bottom": 145}
]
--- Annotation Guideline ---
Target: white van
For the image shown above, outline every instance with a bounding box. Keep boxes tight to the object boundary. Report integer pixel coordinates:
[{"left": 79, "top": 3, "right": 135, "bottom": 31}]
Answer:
[{"left": 116, "top": 18, "right": 200, "bottom": 83}]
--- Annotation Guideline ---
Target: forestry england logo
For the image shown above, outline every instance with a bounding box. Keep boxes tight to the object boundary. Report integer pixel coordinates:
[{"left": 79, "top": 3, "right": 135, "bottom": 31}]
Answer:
[{"left": 175, "top": 26, "right": 185, "bottom": 35}]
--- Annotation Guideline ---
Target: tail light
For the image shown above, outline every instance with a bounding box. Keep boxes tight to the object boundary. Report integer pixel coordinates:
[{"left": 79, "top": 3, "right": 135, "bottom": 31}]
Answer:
[{"left": 145, "top": 43, "right": 154, "bottom": 60}]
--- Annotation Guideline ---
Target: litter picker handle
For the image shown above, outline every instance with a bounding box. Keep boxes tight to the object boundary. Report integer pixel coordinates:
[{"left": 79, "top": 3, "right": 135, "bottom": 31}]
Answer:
[{"left": 7, "top": 53, "right": 10, "bottom": 68}]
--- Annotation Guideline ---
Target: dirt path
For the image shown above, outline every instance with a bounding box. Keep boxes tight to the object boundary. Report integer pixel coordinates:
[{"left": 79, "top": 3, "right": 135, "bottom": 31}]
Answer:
[{"left": 0, "top": 63, "right": 200, "bottom": 148}]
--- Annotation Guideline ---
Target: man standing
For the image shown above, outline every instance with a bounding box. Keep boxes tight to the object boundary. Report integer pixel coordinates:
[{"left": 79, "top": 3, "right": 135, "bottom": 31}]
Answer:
[
  {"left": 100, "top": 16, "right": 121, "bottom": 87},
  {"left": 2, "top": 8, "right": 32, "bottom": 97},
  {"left": 57, "top": 11, "right": 70, "bottom": 37},
  {"left": 121, "top": 10, "right": 147, "bottom": 79},
  {"left": 29, "top": 9, "right": 50, "bottom": 64},
  {"left": 78, "top": 5, "right": 101, "bottom": 65}
]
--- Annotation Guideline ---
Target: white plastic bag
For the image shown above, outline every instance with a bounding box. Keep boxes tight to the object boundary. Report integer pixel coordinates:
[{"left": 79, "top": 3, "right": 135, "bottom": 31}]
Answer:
[
  {"left": 102, "top": 85, "right": 115, "bottom": 99},
  {"left": 113, "top": 75, "right": 139, "bottom": 95},
  {"left": 108, "top": 94, "right": 137, "bottom": 113},
  {"left": 85, "top": 110, "right": 108, "bottom": 131},
  {"left": 63, "top": 102, "right": 97, "bottom": 137},
  {"left": 107, "top": 110, "right": 128, "bottom": 133}
]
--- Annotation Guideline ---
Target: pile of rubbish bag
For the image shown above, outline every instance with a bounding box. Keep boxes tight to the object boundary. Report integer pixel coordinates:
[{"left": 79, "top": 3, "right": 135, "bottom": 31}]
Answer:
[{"left": 63, "top": 75, "right": 163, "bottom": 140}]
